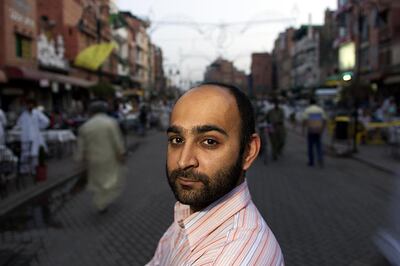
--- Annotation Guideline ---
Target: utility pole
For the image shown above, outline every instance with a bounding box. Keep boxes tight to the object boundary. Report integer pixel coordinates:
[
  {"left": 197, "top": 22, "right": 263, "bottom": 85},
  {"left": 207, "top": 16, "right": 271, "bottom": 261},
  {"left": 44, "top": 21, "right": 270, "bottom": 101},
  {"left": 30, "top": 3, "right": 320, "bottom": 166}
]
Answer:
[{"left": 353, "top": 0, "right": 363, "bottom": 153}]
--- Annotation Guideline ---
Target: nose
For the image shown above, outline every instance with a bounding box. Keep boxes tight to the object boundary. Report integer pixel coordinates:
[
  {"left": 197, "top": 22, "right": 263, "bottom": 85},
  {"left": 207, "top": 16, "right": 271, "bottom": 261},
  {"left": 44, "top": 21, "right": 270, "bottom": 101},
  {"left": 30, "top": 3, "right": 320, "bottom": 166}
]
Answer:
[{"left": 177, "top": 142, "right": 199, "bottom": 170}]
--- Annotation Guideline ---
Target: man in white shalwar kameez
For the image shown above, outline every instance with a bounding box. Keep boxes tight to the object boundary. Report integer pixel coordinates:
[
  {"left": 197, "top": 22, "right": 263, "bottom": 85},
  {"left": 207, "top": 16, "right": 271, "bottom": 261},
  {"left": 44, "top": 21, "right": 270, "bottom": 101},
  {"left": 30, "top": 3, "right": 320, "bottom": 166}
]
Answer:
[
  {"left": 76, "top": 101, "right": 126, "bottom": 213},
  {"left": 16, "top": 99, "right": 49, "bottom": 173}
]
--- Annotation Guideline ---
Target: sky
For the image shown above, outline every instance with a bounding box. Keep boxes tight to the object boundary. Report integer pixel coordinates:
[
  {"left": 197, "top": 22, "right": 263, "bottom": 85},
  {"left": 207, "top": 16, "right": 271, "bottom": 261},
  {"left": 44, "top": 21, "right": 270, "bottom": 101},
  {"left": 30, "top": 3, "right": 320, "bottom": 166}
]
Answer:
[{"left": 117, "top": 0, "right": 337, "bottom": 86}]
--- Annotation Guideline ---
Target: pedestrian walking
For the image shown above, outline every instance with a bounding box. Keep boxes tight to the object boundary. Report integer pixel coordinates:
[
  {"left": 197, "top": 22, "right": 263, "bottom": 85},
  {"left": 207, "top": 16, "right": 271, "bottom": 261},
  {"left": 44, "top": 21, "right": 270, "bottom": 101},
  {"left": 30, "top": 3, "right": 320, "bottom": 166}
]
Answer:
[
  {"left": 266, "top": 99, "right": 286, "bottom": 160},
  {"left": 15, "top": 99, "right": 49, "bottom": 174},
  {"left": 147, "top": 82, "right": 284, "bottom": 266},
  {"left": 302, "top": 98, "right": 327, "bottom": 167},
  {"left": 75, "top": 101, "right": 126, "bottom": 213},
  {"left": 139, "top": 103, "right": 148, "bottom": 136}
]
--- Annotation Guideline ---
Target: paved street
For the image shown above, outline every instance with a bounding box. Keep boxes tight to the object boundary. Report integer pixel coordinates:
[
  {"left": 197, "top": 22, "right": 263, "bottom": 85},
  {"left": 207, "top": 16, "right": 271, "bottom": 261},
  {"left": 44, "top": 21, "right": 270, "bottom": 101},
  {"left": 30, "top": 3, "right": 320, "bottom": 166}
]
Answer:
[{"left": 14, "top": 129, "right": 398, "bottom": 266}]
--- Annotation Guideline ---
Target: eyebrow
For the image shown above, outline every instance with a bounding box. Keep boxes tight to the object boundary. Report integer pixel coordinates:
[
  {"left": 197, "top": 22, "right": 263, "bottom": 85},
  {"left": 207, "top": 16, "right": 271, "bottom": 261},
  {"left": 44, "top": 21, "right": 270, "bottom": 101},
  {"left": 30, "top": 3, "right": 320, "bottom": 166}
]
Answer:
[
  {"left": 166, "top": 124, "right": 228, "bottom": 137},
  {"left": 193, "top": 125, "right": 228, "bottom": 137},
  {"left": 167, "top": 125, "right": 182, "bottom": 134}
]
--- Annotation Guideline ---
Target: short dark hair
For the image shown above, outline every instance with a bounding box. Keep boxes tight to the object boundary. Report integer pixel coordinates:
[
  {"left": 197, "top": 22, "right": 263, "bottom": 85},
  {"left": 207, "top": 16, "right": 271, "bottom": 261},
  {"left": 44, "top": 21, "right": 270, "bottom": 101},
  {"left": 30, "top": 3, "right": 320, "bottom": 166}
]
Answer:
[
  {"left": 198, "top": 82, "right": 256, "bottom": 155},
  {"left": 26, "top": 98, "right": 37, "bottom": 106},
  {"left": 88, "top": 100, "right": 108, "bottom": 114}
]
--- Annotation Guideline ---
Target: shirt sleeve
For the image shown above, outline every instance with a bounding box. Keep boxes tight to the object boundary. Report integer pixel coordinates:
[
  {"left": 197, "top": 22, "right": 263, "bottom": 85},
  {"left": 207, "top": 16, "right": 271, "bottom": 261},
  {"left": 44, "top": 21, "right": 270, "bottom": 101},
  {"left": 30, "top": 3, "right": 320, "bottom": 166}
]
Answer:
[
  {"left": 322, "top": 109, "right": 327, "bottom": 120},
  {"left": 109, "top": 120, "right": 125, "bottom": 156},
  {"left": 15, "top": 113, "right": 23, "bottom": 130},
  {"left": 74, "top": 129, "right": 84, "bottom": 162},
  {"left": 302, "top": 108, "right": 309, "bottom": 121},
  {"left": 37, "top": 111, "right": 50, "bottom": 129}
]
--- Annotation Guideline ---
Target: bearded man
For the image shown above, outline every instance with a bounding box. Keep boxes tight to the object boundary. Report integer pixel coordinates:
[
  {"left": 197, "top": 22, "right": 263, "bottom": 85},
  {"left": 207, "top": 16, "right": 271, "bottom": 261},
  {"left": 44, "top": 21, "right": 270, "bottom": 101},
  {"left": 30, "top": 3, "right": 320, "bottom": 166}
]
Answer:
[{"left": 147, "top": 83, "right": 284, "bottom": 265}]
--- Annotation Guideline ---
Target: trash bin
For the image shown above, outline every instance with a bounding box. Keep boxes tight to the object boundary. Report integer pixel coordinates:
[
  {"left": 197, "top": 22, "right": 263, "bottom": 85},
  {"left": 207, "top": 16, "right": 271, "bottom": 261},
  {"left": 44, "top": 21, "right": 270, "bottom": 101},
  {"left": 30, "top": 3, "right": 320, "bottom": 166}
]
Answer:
[
  {"left": 331, "top": 116, "right": 352, "bottom": 156},
  {"left": 334, "top": 116, "right": 350, "bottom": 140}
]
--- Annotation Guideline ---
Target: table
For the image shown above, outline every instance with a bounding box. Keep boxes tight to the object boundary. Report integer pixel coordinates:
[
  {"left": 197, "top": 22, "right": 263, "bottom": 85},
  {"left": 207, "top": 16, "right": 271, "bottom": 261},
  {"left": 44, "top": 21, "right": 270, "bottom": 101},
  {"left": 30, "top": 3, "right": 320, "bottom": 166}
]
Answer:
[
  {"left": 6, "top": 129, "right": 76, "bottom": 143},
  {"left": 6, "top": 130, "right": 76, "bottom": 158}
]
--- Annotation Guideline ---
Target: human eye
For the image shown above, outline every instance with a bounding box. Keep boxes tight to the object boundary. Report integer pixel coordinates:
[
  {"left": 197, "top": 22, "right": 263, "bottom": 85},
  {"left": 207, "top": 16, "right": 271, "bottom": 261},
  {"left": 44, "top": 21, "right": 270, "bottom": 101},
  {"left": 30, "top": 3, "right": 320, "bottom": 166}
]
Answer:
[
  {"left": 201, "top": 138, "right": 219, "bottom": 147},
  {"left": 168, "top": 136, "right": 184, "bottom": 145}
]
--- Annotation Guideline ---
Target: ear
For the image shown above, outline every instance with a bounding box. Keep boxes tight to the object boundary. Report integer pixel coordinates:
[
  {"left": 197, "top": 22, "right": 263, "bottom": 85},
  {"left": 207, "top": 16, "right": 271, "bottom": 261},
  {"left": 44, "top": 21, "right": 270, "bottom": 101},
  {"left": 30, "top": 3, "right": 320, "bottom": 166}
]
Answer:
[{"left": 242, "top": 133, "right": 260, "bottom": 171}]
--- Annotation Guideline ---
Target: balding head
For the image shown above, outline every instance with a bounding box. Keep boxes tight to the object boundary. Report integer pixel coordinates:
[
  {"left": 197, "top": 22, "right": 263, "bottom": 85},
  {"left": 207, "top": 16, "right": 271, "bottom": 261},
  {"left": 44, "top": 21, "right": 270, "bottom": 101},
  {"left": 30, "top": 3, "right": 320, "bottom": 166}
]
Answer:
[{"left": 173, "top": 83, "right": 256, "bottom": 154}]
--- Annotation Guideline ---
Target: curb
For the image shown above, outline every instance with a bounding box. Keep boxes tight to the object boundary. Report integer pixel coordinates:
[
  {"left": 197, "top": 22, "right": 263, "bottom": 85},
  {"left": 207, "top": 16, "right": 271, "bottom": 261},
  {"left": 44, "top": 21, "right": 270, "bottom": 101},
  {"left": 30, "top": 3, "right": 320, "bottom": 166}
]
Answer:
[
  {"left": 350, "top": 155, "right": 396, "bottom": 175},
  {"left": 0, "top": 138, "right": 142, "bottom": 219},
  {"left": 0, "top": 169, "right": 83, "bottom": 217}
]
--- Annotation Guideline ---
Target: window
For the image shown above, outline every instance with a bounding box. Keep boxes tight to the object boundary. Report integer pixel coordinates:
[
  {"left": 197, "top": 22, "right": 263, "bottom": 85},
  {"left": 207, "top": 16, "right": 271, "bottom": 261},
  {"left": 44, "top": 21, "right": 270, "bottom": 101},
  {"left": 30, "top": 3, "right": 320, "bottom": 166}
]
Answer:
[
  {"left": 15, "top": 34, "right": 32, "bottom": 59},
  {"left": 378, "top": 10, "right": 389, "bottom": 28}
]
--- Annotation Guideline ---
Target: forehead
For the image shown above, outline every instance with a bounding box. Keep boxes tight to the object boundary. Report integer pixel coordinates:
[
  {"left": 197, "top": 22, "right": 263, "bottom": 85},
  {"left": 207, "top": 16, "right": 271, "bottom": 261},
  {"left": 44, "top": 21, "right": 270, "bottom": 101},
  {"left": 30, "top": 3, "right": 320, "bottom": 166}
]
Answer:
[{"left": 170, "top": 86, "right": 240, "bottom": 132}]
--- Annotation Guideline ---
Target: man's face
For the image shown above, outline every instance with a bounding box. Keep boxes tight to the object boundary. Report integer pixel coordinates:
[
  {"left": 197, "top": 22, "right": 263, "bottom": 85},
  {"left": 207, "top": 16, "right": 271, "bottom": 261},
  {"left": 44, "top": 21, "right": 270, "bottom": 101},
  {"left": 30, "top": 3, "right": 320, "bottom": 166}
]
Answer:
[{"left": 166, "top": 86, "right": 244, "bottom": 212}]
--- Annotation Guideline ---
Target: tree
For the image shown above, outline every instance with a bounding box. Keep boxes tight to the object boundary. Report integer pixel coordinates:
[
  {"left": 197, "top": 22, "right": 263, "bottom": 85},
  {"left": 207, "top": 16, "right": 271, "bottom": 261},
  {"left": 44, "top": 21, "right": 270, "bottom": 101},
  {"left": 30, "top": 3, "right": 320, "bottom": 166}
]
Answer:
[{"left": 89, "top": 82, "right": 115, "bottom": 100}]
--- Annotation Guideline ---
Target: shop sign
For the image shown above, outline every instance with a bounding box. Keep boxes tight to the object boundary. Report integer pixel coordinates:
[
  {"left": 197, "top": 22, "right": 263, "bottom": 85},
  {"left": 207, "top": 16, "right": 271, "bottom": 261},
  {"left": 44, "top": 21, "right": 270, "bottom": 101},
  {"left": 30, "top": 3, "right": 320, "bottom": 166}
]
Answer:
[
  {"left": 9, "top": 7, "right": 35, "bottom": 28},
  {"left": 12, "top": 0, "right": 32, "bottom": 14},
  {"left": 40, "top": 79, "right": 50, "bottom": 87},
  {"left": 37, "top": 33, "right": 69, "bottom": 70}
]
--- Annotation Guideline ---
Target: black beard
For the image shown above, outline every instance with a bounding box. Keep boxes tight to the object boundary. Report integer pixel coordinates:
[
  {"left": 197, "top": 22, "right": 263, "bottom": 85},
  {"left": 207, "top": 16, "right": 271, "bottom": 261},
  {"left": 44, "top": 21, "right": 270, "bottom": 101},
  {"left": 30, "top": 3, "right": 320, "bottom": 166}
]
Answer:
[{"left": 166, "top": 155, "right": 243, "bottom": 212}]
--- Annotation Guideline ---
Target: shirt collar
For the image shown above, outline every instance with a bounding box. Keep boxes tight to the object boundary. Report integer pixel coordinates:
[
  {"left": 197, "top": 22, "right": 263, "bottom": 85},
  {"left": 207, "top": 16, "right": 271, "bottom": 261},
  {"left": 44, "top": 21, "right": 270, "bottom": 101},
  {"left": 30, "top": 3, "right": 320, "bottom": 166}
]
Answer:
[{"left": 173, "top": 179, "right": 251, "bottom": 251}]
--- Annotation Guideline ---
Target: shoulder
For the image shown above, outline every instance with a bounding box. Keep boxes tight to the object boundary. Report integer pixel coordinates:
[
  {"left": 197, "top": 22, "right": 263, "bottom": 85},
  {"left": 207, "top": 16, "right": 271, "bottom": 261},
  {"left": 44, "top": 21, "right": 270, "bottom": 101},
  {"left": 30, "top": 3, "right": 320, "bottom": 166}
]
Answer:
[
  {"left": 212, "top": 203, "right": 284, "bottom": 265},
  {"left": 103, "top": 115, "right": 119, "bottom": 127}
]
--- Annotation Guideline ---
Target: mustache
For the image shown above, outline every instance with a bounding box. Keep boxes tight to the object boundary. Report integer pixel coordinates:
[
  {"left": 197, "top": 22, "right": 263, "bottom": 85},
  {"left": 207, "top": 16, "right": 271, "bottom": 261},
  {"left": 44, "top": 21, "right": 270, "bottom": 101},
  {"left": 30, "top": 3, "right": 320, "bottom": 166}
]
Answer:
[{"left": 169, "top": 168, "right": 209, "bottom": 183}]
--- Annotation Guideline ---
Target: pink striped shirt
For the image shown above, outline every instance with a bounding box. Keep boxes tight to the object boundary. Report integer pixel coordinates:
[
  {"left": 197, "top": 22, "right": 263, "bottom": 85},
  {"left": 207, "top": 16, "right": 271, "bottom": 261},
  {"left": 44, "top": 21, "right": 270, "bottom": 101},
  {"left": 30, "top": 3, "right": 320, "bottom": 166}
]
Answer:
[{"left": 147, "top": 180, "right": 284, "bottom": 265}]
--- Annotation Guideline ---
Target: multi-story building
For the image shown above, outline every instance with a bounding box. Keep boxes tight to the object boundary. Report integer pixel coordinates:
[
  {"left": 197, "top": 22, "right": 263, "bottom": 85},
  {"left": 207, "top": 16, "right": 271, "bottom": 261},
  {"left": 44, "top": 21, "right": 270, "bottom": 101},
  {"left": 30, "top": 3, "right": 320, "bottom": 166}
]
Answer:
[
  {"left": 204, "top": 58, "right": 248, "bottom": 93},
  {"left": 121, "top": 11, "right": 151, "bottom": 96},
  {"left": 320, "top": 9, "right": 339, "bottom": 86},
  {"left": 0, "top": 0, "right": 98, "bottom": 117},
  {"left": 273, "top": 28, "right": 295, "bottom": 92},
  {"left": 0, "top": 0, "right": 163, "bottom": 116},
  {"left": 291, "top": 25, "right": 322, "bottom": 92},
  {"left": 336, "top": 0, "right": 400, "bottom": 100},
  {"left": 250, "top": 52, "right": 273, "bottom": 98},
  {"left": 110, "top": 1, "right": 129, "bottom": 92},
  {"left": 148, "top": 43, "right": 156, "bottom": 96},
  {"left": 153, "top": 45, "right": 166, "bottom": 96},
  {"left": 0, "top": 0, "right": 39, "bottom": 115}
]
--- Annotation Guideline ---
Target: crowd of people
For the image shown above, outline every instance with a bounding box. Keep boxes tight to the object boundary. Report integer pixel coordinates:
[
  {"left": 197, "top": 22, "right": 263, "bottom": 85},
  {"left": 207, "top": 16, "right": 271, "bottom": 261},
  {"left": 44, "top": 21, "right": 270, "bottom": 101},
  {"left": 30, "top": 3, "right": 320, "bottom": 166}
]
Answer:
[{"left": 0, "top": 96, "right": 174, "bottom": 189}]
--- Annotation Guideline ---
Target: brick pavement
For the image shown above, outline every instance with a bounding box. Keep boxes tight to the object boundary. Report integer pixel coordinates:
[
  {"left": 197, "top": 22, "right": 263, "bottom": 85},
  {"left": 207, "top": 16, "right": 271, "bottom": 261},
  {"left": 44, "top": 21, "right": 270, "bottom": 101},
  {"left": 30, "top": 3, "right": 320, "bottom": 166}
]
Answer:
[
  {"left": 248, "top": 131, "right": 395, "bottom": 265},
  {"left": 30, "top": 131, "right": 174, "bottom": 266},
  {"left": 1, "top": 130, "right": 396, "bottom": 266}
]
